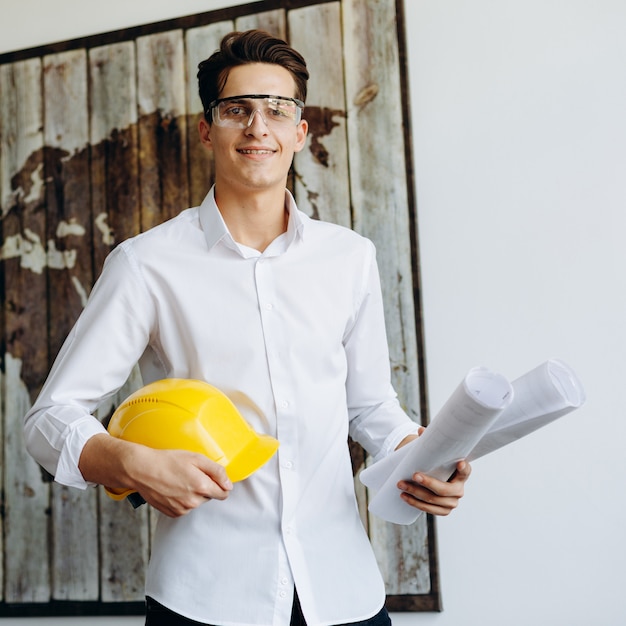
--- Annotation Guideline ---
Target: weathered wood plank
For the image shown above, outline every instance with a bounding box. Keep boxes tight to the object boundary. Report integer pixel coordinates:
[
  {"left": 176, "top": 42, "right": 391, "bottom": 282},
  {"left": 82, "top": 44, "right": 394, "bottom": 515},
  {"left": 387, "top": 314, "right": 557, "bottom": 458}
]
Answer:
[
  {"left": 290, "top": 3, "right": 352, "bottom": 227},
  {"left": 3, "top": 356, "right": 52, "bottom": 603},
  {"left": 235, "top": 9, "right": 287, "bottom": 38},
  {"left": 88, "top": 43, "right": 150, "bottom": 603},
  {"left": 136, "top": 31, "right": 189, "bottom": 229},
  {"left": 0, "top": 59, "right": 49, "bottom": 393},
  {"left": 43, "top": 49, "right": 99, "bottom": 601},
  {"left": 342, "top": 0, "right": 420, "bottom": 409},
  {"left": 341, "top": 0, "right": 431, "bottom": 600},
  {"left": 43, "top": 49, "right": 93, "bottom": 359},
  {"left": 89, "top": 41, "right": 140, "bottom": 277},
  {"left": 185, "top": 21, "right": 234, "bottom": 206},
  {"left": 0, "top": 58, "right": 51, "bottom": 604},
  {"left": 95, "top": 366, "right": 149, "bottom": 602}
]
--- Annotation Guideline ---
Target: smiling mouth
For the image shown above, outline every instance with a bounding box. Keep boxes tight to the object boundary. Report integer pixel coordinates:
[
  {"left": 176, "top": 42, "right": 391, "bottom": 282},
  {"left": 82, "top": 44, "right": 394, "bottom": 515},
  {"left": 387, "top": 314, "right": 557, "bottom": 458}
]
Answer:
[{"left": 237, "top": 148, "right": 275, "bottom": 155}]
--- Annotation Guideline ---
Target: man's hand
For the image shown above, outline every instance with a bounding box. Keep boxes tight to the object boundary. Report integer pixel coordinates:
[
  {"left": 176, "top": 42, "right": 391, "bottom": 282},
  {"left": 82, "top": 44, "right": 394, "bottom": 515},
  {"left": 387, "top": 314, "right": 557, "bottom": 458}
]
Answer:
[
  {"left": 397, "top": 460, "right": 471, "bottom": 516},
  {"left": 79, "top": 434, "right": 233, "bottom": 518},
  {"left": 394, "top": 429, "right": 471, "bottom": 516},
  {"left": 128, "top": 447, "right": 233, "bottom": 518}
]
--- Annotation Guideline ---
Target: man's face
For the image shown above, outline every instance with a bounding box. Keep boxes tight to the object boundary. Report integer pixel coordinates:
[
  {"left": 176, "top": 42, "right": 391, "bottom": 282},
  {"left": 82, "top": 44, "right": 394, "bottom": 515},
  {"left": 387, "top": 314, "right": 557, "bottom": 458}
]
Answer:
[{"left": 199, "top": 63, "right": 308, "bottom": 195}]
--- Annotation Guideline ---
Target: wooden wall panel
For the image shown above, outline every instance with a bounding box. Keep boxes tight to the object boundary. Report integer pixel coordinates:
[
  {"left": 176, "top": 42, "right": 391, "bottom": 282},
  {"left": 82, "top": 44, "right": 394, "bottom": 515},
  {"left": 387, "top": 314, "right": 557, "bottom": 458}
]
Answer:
[
  {"left": 89, "top": 41, "right": 141, "bottom": 277},
  {"left": 0, "top": 0, "right": 436, "bottom": 615},
  {"left": 3, "top": 356, "right": 50, "bottom": 603},
  {"left": 291, "top": 2, "right": 352, "bottom": 228},
  {"left": 235, "top": 9, "right": 287, "bottom": 37},
  {"left": 0, "top": 58, "right": 50, "bottom": 604},
  {"left": 43, "top": 49, "right": 100, "bottom": 601},
  {"left": 88, "top": 41, "right": 149, "bottom": 602},
  {"left": 136, "top": 31, "right": 189, "bottom": 230}
]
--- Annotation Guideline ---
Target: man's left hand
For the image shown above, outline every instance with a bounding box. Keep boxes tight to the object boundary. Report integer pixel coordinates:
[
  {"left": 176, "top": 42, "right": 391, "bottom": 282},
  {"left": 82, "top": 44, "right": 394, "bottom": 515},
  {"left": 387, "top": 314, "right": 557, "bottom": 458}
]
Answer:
[{"left": 397, "top": 460, "right": 471, "bottom": 517}]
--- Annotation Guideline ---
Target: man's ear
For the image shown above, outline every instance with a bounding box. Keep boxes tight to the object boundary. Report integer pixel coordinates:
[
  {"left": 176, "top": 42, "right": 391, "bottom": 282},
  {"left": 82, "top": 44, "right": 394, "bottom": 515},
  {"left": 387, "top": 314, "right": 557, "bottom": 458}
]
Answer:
[
  {"left": 198, "top": 117, "right": 212, "bottom": 148},
  {"left": 294, "top": 119, "right": 309, "bottom": 153}
]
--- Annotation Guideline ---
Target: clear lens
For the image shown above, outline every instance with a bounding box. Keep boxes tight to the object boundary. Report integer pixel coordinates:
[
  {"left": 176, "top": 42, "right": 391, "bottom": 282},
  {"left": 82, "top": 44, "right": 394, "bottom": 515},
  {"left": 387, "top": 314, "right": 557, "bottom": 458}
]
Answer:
[{"left": 210, "top": 95, "right": 303, "bottom": 128}]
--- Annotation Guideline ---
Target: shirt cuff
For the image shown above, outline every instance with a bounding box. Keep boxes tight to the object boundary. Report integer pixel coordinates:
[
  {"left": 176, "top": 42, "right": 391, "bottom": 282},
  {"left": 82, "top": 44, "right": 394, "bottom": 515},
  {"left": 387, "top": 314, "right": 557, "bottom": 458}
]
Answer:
[
  {"left": 373, "top": 422, "right": 420, "bottom": 463},
  {"left": 54, "top": 417, "right": 108, "bottom": 489}
]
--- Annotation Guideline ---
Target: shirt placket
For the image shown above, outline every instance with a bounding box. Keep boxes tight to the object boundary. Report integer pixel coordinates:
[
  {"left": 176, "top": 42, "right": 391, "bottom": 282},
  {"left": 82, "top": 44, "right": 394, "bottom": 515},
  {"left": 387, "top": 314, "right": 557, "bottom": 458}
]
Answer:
[{"left": 254, "top": 255, "right": 299, "bottom": 620}]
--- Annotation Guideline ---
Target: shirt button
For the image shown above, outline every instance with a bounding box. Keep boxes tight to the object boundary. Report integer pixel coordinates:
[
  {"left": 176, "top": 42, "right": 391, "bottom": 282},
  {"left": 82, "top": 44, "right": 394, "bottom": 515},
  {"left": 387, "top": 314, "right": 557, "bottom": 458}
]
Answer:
[
  {"left": 279, "top": 400, "right": 289, "bottom": 409},
  {"left": 284, "top": 461, "right": 293, "bottom": 469},
  {"left": 265, "top": 303, "right": 273, "bottom": 310},
  {"left": 279, "top": 590, "right": 287, "bottom": 598},
  {"left": 281, "top": 578, "right": 289, "bottom": 585}
]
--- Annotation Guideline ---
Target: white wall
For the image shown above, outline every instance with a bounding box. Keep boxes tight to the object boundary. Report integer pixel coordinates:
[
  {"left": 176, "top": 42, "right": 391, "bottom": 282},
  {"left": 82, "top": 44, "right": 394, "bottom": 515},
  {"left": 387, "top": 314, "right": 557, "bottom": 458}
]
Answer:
[
  {"left": 1, "top": 0, "right": 625, "bottom": 624},
  {"left": 404, "top": 2, "right": 626, "bottom": 625}
]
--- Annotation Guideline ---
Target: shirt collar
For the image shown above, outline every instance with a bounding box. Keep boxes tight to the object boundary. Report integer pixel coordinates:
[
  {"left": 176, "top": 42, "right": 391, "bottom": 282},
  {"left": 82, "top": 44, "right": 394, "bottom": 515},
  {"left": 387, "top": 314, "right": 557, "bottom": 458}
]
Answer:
[{"left": 198, "top": 185, "right": 305, "bottom": 257}]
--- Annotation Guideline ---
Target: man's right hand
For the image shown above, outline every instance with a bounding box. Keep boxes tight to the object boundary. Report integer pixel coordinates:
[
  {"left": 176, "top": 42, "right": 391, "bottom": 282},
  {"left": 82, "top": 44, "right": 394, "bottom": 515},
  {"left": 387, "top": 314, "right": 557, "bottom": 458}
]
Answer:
[{"left": 79, "top": 434, "right": 233, "bottom": 517}]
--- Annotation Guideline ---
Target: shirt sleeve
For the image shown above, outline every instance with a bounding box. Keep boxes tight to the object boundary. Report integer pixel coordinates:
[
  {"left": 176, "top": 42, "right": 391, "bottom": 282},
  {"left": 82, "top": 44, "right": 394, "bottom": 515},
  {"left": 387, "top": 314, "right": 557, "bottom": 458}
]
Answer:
[
  {"left": 344, "top": 241, "right": 419, "bottom": 460},
  {"left": 23, "top": 243, "right": 156, "bottom": 488}
]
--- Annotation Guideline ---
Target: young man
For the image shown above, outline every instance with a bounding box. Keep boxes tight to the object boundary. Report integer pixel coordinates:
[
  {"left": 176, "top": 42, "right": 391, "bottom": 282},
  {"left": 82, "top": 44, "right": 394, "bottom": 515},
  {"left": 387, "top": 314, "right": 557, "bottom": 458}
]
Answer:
[{"left": 24, "top": 30, "right": 470, "bottom": 625}]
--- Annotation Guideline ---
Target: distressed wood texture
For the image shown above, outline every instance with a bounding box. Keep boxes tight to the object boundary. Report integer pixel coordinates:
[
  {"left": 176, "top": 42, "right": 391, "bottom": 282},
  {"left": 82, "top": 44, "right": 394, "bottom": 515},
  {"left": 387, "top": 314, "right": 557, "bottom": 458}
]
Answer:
[
  {"left": 341, "top": 0, "right": 434, "bottom": 605},
  {"left": 43, "top": 49, "right": 100, "bottom": 601},
  {"left": 0, "top": 0, "right": 436, "bottom": 614},
  {"left": 88, "top": 43, "right": 149, "bottom": 603},
  {"left": 291, "top": 2, "right": 352, "bottom": 228},
  {"left": 235, "top": 8, "right": 287, "bottom": 37},
  {"left": 136, "top": 31, "right": 189, "bottom": 230},
  {"left": 89, "top": 41, "right": 141, "bottom": 277},
  {"left": 0, "top": 58, "right": 51, "bottom": 604}
]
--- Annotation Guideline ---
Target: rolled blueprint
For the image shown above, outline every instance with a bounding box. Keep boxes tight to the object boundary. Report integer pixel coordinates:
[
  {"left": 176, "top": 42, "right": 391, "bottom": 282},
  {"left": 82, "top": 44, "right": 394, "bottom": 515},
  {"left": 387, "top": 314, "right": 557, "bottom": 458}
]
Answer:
[
  {"left": 467, "top": 359, "right": 585, "bottom": 460},
  {"left": 362, "top": 367, "right": 514, "bottom": 525},
  {"left": 360, "top": 359, "right": 585, "bottom": 525}
]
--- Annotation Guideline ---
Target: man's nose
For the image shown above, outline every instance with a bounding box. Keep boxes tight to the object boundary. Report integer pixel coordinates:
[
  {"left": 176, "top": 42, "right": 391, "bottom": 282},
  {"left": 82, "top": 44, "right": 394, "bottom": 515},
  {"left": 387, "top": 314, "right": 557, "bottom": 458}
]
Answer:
[{"left": 245, "top": 108, "right": 269, "bottom": 129}]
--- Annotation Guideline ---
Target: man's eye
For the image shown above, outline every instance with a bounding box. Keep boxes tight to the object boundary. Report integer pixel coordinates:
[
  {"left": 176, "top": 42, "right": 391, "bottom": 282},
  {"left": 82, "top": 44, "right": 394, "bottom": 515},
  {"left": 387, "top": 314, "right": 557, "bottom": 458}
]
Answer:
[
  {"left": 224, "top": 105, "right": 248, "bottom": 117},
  {"left": 270, "top": 105, "right": 294, "bottom": 119}
]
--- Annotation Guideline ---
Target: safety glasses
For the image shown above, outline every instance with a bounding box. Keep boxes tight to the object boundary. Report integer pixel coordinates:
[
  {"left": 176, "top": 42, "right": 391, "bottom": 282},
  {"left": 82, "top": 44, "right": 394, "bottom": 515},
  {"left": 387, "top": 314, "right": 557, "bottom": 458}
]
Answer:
[{"left": 207, "top": 94, "right": 304, "bottom": 128}]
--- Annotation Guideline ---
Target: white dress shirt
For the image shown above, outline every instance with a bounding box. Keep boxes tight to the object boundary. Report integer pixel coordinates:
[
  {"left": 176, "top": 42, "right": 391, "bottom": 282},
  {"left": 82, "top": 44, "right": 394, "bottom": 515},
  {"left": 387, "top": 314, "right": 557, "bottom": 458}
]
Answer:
[{"left": 24, "top": 187, "right": 418, "bottom": 626}]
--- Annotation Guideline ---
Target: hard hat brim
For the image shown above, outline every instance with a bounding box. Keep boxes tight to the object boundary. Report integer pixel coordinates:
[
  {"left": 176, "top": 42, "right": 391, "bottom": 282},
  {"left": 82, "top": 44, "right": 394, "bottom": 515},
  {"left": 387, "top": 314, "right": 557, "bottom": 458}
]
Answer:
[{"left": 225, "top": 433, "right": 280, "bottom": 482}]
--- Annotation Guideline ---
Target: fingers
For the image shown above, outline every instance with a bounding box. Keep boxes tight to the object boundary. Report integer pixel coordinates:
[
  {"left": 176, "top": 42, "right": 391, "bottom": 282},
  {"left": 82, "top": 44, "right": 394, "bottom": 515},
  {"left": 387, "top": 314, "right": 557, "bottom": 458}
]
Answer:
[
  {"left": 134, "top": 450, "right": 234, "bottom": 518},
  {"left": 449, "top": 459, "right": 472, "bottom": 484},
  {"left": 397, "top": 460, "right": 471, "bottom": 517},
  {"left": 194, "top": 454, "right": 233, "bottom": 499}
]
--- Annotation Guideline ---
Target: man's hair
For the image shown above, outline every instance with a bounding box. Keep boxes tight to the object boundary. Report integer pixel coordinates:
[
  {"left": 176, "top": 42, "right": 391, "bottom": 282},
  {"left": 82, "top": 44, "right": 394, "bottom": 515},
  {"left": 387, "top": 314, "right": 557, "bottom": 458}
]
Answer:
[{"left": 198, "top": 29, "right": 309, "bottom": 121}]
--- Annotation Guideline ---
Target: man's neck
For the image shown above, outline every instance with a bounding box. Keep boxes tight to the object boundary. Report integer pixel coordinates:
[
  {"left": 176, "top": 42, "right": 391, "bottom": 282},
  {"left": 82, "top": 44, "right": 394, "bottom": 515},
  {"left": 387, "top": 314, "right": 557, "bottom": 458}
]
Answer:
[{"left": 214, "top": 185, "right": 288, "bottom": 253}]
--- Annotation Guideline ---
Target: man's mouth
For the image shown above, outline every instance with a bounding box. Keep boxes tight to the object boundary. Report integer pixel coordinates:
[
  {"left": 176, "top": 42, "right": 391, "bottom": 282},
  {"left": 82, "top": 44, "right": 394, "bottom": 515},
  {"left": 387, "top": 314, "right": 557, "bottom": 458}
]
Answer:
[{"left": 237, "top": 148, "right": 275, "bottom": 155}]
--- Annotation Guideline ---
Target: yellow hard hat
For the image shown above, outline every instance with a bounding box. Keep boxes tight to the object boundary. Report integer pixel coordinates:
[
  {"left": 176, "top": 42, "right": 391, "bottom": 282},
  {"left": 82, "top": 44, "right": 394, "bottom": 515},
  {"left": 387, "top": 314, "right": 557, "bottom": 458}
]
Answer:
[{"left": 104, "top": 378, "right": 279, "bottom": 501}]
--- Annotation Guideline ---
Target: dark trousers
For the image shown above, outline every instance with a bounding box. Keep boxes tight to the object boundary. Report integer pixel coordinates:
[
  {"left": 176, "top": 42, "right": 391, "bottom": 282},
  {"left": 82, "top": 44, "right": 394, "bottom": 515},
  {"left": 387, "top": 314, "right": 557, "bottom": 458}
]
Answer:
[{"left": 145, "top": 592, "right": 392, "bottom": 625}]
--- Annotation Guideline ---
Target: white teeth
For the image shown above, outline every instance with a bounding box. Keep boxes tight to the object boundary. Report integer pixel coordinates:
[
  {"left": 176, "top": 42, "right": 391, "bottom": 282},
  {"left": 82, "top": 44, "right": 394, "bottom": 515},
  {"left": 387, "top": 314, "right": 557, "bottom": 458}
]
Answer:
[{"left": 239, "top": 149, "right": 273, "bottom": 154}]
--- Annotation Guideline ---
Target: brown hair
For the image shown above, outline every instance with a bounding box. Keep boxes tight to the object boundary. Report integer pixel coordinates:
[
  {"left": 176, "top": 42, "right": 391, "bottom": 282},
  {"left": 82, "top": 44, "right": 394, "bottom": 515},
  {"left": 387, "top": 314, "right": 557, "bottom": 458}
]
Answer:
[{"left": 197, "top": 29, "right": 309, "bottom": 121}]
